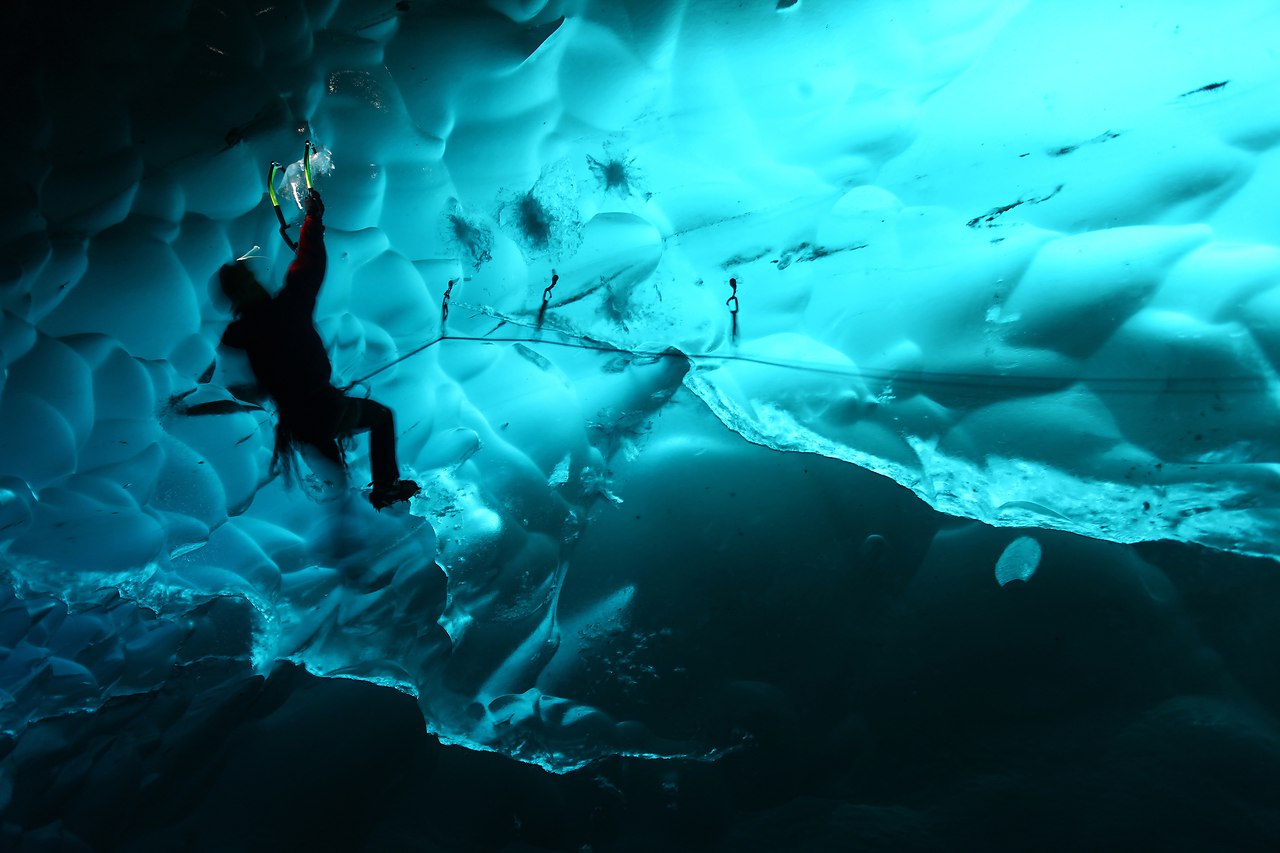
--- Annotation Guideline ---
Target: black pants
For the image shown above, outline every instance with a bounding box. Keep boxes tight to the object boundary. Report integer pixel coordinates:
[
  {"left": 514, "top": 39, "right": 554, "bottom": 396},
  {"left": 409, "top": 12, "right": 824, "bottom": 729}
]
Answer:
[{"left": 286, "top": 390, "right": 400, "bottom": 487}]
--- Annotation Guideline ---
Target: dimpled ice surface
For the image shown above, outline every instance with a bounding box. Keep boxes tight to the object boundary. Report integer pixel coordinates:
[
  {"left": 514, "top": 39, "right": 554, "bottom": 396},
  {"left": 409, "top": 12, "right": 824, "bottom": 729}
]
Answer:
[{"left": 3, "top": 1, "right": 1280, "bottom": 850}]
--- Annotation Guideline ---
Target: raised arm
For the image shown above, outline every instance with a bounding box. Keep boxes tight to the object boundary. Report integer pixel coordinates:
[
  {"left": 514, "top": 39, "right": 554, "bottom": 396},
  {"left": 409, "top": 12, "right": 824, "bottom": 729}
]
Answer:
[{"left": 282, "top": 189, "right": 327, "bottom": 306}]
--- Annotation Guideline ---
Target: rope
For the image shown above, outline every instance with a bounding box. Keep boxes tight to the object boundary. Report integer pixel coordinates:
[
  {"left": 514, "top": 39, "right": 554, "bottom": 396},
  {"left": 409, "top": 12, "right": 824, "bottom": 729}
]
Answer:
[{"left": 340, "top": 319, "right": 1269, "bottom": 397}]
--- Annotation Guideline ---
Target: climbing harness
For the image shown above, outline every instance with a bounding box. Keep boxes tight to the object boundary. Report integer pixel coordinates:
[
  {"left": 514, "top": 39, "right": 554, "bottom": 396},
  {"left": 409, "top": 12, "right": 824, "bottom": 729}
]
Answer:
[{"left": 267, "top": 139, "right": 320, "bottom": 253}]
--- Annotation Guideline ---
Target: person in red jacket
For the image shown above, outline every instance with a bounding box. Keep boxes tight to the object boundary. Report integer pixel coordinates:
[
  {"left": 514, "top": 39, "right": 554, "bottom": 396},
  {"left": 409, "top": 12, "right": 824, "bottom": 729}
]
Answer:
[{"left": 219, "top": 189, "right": 419, "bottom": 510}]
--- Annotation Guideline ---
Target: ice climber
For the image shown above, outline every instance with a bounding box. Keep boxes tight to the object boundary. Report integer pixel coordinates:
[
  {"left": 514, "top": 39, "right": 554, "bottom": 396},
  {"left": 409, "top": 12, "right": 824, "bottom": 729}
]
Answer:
[{"left": 219, "top": 188, "right": 420, "bottom": 510}]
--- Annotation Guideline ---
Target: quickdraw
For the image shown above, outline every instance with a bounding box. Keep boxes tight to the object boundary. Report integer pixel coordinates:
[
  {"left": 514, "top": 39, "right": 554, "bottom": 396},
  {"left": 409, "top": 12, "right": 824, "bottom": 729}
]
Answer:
[
  {"left": 726, "top": 277, "right": 740, "bottom": 344},
  {"left": 441, "top": 279, "right": 456, "bottom": 328},
  {"left": 536, "top": 271, "right": 558, "bottom": 328}
]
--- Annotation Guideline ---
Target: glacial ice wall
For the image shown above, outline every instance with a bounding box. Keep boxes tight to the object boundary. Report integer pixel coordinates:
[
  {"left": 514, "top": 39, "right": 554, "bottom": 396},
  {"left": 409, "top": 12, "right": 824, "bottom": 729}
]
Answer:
[{"left": 2, "top": 0, "right": 1280, "bottom": 771}]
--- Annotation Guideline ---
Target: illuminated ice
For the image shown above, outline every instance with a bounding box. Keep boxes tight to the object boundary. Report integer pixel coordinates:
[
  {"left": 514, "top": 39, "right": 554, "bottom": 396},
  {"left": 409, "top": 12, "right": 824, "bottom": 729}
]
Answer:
[
  {"left": 3, "top": 0, "right": 1280, "bottom": 785},
  {"left": 995, "top": 535, "right": 1042, "bottom": 587}
]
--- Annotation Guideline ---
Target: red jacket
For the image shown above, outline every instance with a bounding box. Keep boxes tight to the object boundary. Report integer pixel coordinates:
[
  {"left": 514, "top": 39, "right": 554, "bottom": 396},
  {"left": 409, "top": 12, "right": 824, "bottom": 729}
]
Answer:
[{"left": 221, "top": 212, "right": 332, "bottom": 414}]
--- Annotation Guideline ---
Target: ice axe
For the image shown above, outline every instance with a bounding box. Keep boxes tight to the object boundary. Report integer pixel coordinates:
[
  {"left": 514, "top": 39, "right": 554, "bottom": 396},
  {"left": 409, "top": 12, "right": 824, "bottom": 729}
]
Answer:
[{"left": 266, "top": 139, "right": 318, "bottom": 253}]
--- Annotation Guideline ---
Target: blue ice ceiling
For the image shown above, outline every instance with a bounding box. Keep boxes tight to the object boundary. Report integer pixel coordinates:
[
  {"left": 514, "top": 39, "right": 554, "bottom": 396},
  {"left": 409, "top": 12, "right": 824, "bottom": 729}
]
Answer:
[{"left": 2, "top": 0, "right": 1280, "bottom": 772}]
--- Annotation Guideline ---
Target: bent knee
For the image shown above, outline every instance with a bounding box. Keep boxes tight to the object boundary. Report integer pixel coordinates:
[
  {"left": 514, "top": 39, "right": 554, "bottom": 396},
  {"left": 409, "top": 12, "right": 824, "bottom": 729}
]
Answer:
[{"left": 365, "top": 399, "right": 393, "bottom": 426}]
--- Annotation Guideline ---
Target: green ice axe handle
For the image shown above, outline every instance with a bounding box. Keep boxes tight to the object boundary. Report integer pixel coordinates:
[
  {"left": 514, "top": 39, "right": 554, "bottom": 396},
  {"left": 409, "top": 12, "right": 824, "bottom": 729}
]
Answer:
[{"left": 268, "top": 161, "right": 298, "bottom": 253}]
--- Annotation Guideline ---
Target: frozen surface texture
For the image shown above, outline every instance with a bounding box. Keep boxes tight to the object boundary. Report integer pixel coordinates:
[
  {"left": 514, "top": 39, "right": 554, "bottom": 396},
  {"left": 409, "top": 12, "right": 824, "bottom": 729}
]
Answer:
[{"left": 2, "top": 0, "right": 1280, "bottom": 779}]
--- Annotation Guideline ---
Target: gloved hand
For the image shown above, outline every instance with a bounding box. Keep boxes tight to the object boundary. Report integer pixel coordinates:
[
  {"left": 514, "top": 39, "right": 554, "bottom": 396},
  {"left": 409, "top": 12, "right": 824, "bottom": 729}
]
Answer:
[{"left": 305, "top": 188, "right": 325, "bottom": 219}]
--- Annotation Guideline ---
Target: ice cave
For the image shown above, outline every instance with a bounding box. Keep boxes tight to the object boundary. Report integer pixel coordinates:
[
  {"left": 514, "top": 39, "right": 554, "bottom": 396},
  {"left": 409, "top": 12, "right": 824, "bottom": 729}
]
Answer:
[{"left": 3, "top": 0, "right": 1280, "bottom": 849}]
